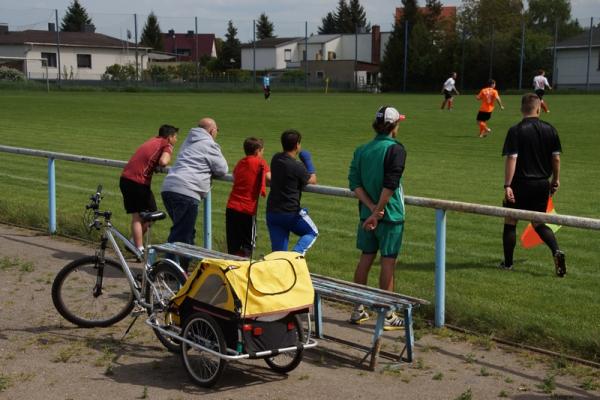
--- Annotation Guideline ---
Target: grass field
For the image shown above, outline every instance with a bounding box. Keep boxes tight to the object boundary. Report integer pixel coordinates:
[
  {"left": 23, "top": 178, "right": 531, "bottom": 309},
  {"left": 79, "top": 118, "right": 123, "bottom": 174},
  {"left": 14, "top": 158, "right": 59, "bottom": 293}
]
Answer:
[{"left": 0, "top": 90, "right": 599, "bottom": 361}]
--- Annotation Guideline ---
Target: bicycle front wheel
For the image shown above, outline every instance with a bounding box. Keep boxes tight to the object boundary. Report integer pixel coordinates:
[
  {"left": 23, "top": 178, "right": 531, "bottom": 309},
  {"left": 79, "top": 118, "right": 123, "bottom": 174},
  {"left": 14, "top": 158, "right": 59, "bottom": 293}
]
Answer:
[{"left": 52, "top": 256, "right": 134, "bottom": 328}]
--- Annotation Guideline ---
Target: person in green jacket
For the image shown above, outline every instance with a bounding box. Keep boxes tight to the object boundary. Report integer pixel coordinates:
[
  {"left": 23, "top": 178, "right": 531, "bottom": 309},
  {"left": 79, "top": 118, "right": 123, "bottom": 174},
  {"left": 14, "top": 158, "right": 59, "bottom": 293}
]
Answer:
[{"left": 348, "top": 106, "right": 407, "bottom": 330}]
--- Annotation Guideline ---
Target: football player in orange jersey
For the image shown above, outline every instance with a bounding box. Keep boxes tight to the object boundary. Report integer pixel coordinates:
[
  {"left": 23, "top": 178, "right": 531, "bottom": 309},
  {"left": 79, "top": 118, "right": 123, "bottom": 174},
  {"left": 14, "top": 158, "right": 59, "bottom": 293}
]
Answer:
[{"left": 475, "top": 79, "right": 504, "bottom": 138}]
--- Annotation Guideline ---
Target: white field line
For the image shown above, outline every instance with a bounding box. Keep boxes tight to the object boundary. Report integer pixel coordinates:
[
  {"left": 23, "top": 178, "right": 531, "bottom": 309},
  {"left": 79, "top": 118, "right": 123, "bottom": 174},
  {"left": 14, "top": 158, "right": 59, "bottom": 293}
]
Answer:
[{"left": 0, "top": 172, "right": 118, "bottom": 196}]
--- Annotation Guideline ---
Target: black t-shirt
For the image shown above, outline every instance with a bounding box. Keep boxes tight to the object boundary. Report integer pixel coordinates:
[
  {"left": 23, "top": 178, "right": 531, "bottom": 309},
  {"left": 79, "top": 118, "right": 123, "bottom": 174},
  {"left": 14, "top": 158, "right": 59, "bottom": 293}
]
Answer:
[
  {"left": 502, "top": 117, "right": 562, "bottom": 180},
  {"left": 266, "top": 152, "right": 310, "bottom": 213},
  {"left": 383, "top": 144, "right": 407, "bottom": 190}
]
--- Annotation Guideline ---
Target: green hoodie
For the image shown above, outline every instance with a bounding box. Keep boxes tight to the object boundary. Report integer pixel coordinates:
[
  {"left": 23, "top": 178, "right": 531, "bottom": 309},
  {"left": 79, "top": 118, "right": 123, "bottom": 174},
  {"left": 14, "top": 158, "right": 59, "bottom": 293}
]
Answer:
[{"left": 348, "top": 133, "right": 405, "bottom": 223}]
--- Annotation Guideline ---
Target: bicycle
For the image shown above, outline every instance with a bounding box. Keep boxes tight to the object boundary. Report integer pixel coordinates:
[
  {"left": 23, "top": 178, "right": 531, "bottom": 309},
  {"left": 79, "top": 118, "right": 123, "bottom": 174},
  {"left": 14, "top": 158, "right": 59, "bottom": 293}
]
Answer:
[{"left": 51, "top": 185, "right": 188, "bottom": 352}]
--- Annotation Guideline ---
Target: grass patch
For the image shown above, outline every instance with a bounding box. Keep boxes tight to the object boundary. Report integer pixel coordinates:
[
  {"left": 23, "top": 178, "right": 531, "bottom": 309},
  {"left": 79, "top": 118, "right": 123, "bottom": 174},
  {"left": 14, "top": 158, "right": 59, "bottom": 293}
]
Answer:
[
  {"left": 2, "top": 91, "right": 600, "bottom": 361},
  {"left": 433, "top": 372, "right": 444, "bottom": 380},
  {"left": 0, "top": 374, "right": 10, "bottom": 392},
  {"left": 454, "top": 388, "right": 473, "bottom": 400},
  {"left": 537, "top": 374, "right": 557, "bottom": 394}
]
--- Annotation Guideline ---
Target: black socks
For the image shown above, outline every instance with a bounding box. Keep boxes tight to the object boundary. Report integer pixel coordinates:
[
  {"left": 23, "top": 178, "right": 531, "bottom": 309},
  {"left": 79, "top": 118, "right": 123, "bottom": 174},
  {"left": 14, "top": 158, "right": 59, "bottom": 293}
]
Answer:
[
  {"left": 534, "top": 224, "right": 559, "bottom": 254},
  {"left": 503, "top": 224, "right": 517, "bottom": 266}
]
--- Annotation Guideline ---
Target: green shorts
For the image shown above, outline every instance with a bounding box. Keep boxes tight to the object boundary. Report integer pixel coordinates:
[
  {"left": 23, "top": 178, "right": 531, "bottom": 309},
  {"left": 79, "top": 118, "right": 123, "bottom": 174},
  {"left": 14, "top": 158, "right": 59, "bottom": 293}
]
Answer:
[{"left": 356, "top": 221, "right": 404, "bottom": 258}]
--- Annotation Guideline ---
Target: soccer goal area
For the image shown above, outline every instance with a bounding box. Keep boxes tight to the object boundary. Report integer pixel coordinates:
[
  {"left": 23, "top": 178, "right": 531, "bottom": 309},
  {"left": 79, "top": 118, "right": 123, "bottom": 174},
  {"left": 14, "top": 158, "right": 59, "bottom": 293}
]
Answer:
[{"left": 0, "top": 56, "right": 50, "bottom": 90}]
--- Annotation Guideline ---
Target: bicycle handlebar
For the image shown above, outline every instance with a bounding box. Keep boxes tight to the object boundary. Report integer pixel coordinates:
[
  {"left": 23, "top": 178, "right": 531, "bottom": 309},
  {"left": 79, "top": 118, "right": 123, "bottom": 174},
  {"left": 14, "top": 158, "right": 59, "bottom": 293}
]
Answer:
[{"left": 86, "top": 184, "right": 103, "bottom": 210}]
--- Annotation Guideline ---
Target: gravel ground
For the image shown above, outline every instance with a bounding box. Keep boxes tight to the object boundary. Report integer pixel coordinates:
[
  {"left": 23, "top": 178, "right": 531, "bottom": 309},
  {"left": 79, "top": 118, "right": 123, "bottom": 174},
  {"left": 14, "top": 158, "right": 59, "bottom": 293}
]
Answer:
[{"left": 0, "top": 223, "right": 598, "bottom": 400}]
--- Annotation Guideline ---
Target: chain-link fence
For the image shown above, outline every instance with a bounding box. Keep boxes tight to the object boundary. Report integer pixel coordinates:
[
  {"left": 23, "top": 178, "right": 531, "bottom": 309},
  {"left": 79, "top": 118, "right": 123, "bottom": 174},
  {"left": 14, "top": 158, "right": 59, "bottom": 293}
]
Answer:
[{"left": 0, "top": 6, "right": 598, "bottom": 92}]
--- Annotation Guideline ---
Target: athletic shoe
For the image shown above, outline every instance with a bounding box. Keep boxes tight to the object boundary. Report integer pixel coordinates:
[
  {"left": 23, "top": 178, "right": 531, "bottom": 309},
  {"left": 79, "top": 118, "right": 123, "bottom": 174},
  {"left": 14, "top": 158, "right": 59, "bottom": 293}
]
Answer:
[
  {"left": 384, "top": 312, "right": 404, "bottom": 331},
  {"left": 479, "top": 133, "right": 488, "bottom": 138},
  {"left": 349, "top": 306, "right": 370, "bottom": 325},
  {"left": 554, "top": 250, "right": 566, "bottom": 277},
  {"left": 498, "top": 261, "right": 513, "bottom": 271}
]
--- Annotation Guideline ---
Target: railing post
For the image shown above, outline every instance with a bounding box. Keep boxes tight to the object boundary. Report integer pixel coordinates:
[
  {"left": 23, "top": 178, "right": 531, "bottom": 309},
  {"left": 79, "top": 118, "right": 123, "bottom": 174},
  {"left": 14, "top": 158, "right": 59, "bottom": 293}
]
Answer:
[
  {"left": 203, "top": 191, "right": 212, "bottom": 249},
  {"left": 48, "top": 157, "right": 56, "bottom": 234},
  {"left": 434, "top": 208, "right": 446, "bottom": 327}
]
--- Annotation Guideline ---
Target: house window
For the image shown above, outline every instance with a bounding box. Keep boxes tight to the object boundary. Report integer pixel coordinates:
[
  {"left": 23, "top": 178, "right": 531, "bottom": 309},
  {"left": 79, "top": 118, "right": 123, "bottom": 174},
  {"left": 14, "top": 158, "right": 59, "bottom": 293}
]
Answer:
[
  {"left": 302, "top": 50, "right": 306, "bottom": 61},
  {"left": 176, "top": 48, "right": 191, "bottom": 57},
  {"left": 316, "top": 71, "right": 324, "bottom": 79},
  {"left": 327, "top": 51, "right": 336, "bottom": 61},
  {"left": 41, "top": 52, "right": 57, "bottom": 68},
  {"left": 284, "top": 49, "right": 292, "bottom": 62},
  {"left": 77, "top": 54, "right": 92, "bottom": 68}
]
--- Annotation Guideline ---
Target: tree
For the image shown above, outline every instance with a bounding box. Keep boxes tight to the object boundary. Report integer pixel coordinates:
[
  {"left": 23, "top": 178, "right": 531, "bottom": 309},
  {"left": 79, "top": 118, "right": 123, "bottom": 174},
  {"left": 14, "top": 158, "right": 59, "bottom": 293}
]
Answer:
[
  {"left": 527, "top": 0, "right": 582, "bottom": 37},
  {"left": 319, "top": 12, "right": 337, "bottom": 34},
  {"left": 317, "top": 0, "right": 371, "bottom": 34},
  {"left": 348, "top": 0, "right": 371, "bottom": 32},
  {"left": 380, "top": 20, "right": 406, "bottom": 91},
  {"left": 140, "top": 12, "right": 164, "bottom": 51},
  {"left": 219, "top": 20, "right": 241, "bottom": 69},
  {"left": 256, "top": 12, "right": 275, "bottom": 40},
  {"left": 61, "top": 0, "right": 92, "bottom": 32}
]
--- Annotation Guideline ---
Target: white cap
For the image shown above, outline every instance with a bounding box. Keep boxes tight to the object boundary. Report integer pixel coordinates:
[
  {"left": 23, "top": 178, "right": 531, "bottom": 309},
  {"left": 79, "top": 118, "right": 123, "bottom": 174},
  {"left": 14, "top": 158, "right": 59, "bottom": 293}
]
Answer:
[{"left": 375, "top": 106, "right": 406, "bottom": 124}]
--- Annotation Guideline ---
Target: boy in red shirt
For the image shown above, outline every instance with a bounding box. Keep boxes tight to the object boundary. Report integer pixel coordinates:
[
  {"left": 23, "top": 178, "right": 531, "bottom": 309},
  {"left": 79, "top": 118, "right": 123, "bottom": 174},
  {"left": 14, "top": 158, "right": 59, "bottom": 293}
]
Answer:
[
  {"left": 120, "top": 124, "right": 178, "bottom": 252},
  {"left": 226, "top": 137, "right": 271, "bottom": 257},
  {"left": 476, "top": 79, "right": 504, "bottom": 138}
]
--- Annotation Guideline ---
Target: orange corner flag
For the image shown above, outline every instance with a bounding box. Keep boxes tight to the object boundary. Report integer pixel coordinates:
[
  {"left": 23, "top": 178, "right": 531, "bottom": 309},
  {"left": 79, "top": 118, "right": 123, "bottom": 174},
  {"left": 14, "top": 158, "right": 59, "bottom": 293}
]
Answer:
[{"left": 520, "top": 197, "right": 561, "bottom": 248}]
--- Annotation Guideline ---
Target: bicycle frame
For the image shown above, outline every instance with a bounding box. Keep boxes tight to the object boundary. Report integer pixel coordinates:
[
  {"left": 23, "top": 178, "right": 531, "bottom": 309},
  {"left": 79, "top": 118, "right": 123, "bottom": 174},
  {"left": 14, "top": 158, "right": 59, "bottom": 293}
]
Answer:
[{"left": 94, "top": 220, "right": 185, "bottom": 311}]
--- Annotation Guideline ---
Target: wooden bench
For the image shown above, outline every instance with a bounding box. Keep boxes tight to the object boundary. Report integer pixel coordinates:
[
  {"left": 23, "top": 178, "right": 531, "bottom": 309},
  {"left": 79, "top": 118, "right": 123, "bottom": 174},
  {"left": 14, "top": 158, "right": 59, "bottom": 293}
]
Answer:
[{"left": 149, "top": 242, "right": 429, "bottom": 370}]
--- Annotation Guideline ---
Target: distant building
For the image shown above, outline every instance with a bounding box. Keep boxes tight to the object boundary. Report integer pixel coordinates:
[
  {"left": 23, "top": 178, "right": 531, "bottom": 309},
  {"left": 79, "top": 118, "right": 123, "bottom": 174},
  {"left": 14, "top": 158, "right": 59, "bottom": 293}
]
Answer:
[
  {"left": 240, "top": 25, "right": 391, "bottom": 88},
  {"left": 0, "top": 23, "right": 150, "bottom": 80},
  {"left": 161, "top": 30, "right": 216, "bottom": 62},
  {"left": 394, "top": 6, "right": 457, "bottom": 25},
  {"left": 554, "top": 26, "right": 600, "bottom": 89}
]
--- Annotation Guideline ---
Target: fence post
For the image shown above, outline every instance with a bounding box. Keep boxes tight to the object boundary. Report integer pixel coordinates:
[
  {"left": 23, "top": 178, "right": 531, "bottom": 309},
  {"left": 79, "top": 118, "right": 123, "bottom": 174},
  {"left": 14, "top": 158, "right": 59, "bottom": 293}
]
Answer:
[
  {"left": 203, "top": 191, "right": 212, "bottom": 249},
  {"left": 48, "top": 157, "right": 56, "bottom": 234},
  {"left": 586, "top": 17, "right": 594, "bottom": 92},
  {"left": 434, "top": 208, "right": 446, "bottom": 327}
]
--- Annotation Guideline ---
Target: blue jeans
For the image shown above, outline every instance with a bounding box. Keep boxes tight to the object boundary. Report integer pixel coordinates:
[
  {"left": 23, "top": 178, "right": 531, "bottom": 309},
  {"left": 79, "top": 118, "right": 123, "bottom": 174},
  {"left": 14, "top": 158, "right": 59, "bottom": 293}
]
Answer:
[
  {"left": 266, "top": 209, "right": 318, "bottom": 255},
  {"left": 161, "top": 191, "right": 200, "bottom": 245}
]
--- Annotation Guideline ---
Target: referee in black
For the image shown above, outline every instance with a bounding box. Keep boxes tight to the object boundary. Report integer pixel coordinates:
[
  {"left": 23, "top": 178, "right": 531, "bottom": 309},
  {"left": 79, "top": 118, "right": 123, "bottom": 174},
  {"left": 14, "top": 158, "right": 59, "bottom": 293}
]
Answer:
[{"left": 501, "top": 93, "right": 566, "bottom": 277}]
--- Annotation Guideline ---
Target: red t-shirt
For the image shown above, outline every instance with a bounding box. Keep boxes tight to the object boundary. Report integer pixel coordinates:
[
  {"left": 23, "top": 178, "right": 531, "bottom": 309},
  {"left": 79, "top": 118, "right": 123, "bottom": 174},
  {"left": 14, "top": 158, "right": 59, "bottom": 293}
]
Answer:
[
  {"left": 226, "top": 155, "right": 270, "bottom": 215},
  {"left": 121, "top": 136, "right": 173, "bottom": 186}
]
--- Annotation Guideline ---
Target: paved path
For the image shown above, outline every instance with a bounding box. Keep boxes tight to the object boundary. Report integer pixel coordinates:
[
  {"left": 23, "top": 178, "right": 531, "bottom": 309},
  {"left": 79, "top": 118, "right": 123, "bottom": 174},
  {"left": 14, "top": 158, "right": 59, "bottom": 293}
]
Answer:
[{"left": 0, "top": 223, "right": 598, "bottom": 400}]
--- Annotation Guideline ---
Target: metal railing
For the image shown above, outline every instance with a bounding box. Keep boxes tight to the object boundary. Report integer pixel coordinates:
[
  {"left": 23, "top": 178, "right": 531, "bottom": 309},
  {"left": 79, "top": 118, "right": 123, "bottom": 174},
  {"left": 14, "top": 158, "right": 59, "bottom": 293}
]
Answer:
[{"left": 2, "top": 144, "right": 600, "bottom": 328}]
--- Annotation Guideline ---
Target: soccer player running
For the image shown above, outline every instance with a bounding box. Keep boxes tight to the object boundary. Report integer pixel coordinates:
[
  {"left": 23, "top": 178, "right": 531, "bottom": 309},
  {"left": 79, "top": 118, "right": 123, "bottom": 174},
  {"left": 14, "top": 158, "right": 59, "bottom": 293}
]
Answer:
[
  {"left": 348, "top": 106, "right": 407, "bottom": 330},
  {"left": 533, "top": 69, "right": 552, "bottom": 113},
  {"left": 263, "top": 72, "right": 271, "bottom": 100},
  {"left": 476, "top": 79, "right": 504, "bottom": 138},
  {"left": 441, "top": 72, "right": 460, "bottom": 110},
  {"left": 500, "top": 93, "right": 566, "bottom": 277}
]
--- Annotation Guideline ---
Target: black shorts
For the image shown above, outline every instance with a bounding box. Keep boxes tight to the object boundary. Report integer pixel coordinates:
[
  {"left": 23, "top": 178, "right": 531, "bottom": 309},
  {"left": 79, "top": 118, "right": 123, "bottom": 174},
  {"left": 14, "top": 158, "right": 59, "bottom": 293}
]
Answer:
[
  {"left": 443, "top": 90, "right": 453, "bottom": 99},
  {"left": 119, "top": 177, "right": 157, "bottom": 214},
  {"left": 226, "top": 208, "right": 256, "bottom": 257},
  {"left": 535, "top": 89, "right": 545, "bottom": 99},
  {"left": 476, "top": 111, "right": 492, "bottom": 122},
  {"left": 503, "top": 179, "right": 550, "bottom": 213}
]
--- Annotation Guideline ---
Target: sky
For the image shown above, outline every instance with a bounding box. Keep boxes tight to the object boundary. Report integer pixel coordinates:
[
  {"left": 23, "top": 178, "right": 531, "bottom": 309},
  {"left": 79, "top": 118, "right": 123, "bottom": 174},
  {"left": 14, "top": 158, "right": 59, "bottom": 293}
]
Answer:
[{"left": 0, "top": 0, "right": 598, "bottom": 41}]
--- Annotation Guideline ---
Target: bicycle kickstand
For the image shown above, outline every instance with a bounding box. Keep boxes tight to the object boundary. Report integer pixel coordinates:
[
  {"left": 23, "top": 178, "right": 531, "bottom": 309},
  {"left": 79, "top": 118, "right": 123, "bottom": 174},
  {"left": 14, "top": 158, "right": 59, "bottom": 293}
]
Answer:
[{"left": 121, "top": 314, "right": 140, "bottom": 341}]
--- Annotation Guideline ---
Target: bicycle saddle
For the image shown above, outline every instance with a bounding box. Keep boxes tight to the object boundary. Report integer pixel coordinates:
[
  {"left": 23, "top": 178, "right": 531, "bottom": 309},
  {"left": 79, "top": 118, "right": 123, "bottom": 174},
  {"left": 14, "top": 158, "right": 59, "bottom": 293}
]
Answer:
[{"left": 140, "top": 211, "right": 166, "bottom": 222}]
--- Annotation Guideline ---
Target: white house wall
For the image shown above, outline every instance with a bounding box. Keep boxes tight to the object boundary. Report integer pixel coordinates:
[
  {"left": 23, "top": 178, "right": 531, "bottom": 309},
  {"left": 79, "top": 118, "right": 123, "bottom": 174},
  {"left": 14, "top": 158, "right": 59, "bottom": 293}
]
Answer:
[
  {"left": 556, "top": 48, "right": 600, "bottom": 88},
  {"left": 340, "top": 34, "right": 371, "bottom": 62},
  {"left": 0, "top": 44, "right": 147, "bottom": 80},
  {"left": 241, "top": 47, "right": 276, "bottom": 71}
]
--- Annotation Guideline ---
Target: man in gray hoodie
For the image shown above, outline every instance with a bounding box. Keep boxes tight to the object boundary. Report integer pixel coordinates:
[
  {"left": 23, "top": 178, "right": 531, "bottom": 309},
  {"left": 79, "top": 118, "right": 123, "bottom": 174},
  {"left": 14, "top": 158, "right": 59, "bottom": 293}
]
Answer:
[{"left": 161, "top": 118, "right": 228, "bottom": 248}]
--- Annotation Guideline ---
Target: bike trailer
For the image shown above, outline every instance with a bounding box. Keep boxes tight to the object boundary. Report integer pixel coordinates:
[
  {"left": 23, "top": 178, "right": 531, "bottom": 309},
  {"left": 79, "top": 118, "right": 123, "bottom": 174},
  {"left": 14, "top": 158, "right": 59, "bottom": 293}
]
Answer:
[{"left": 169, "top": 251, "right": 314, "bottom": 352}]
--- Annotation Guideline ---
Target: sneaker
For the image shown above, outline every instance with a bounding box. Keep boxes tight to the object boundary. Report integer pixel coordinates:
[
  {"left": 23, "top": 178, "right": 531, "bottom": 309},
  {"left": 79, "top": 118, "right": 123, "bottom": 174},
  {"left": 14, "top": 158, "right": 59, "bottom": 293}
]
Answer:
[
  {"left": 554, "top": 250, "right": 566, "bottom": 277},
  {"left": 349, "top": 307, "right": 370, "bottom": 325},
  {"left": 384, "top": 312, "right": 404, "bottom": 331},
  {"left": 499, "top": 261, "right": 513, "bottom": 271}
]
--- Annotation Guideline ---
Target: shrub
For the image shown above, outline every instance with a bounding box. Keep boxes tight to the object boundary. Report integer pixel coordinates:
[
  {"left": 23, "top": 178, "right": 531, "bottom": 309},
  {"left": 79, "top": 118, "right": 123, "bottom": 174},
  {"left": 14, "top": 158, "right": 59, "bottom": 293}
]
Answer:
[
  {"left": 0, "top": 66, "right": 25, "bottom": 81},
  {"left": 102, "top": 64, "right": 136, "bottom": 81}
]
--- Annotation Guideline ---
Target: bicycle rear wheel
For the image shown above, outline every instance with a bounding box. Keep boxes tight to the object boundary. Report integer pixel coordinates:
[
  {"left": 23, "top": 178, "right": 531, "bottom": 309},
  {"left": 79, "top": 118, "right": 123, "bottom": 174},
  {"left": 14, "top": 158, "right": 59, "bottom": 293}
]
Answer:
[
  {"left": 52, "top": 256, "right": 134, "bottom": 328},
  {"left": 145, "top": 260, "right": 187, "bottom": 352},
  {"left": 264, "top": 314, "right": 305, "bottom": 373}
]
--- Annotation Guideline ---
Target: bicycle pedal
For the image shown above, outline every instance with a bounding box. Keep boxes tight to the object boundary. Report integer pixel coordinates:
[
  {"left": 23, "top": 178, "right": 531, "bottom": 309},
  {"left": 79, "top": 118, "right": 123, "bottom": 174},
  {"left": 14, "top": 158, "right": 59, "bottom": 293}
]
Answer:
[{"left": 131, "top": 305, "right": 146, "bottom": 317}]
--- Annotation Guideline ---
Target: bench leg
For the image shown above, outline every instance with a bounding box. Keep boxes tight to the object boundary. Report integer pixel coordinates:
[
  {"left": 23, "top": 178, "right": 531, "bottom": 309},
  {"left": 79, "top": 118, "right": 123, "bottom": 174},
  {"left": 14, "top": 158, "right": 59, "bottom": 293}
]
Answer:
[
  {"left": 369, "top": 308, "right": 386, "bottom": 370},
  {"left": 314, "top": 293, "right": 323, "bottom": 339},
  {"left": 403, "top": 306, "right": 414, "bottom": 362}
]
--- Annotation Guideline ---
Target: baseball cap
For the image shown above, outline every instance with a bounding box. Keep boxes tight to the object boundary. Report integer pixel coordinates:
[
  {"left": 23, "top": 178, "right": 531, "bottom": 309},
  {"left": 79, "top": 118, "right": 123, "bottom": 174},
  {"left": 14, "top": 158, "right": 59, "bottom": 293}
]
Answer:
[{"left": 374, "top": 106, "right": 406, "bottom": 125}]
